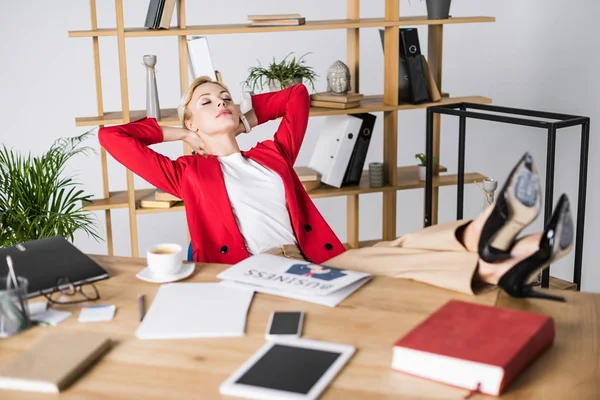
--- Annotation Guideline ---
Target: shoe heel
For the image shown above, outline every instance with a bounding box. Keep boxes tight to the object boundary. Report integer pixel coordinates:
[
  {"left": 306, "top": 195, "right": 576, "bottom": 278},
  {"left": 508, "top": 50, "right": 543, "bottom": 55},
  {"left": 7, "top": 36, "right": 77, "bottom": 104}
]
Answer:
[
  {"left": 479, "top": 152, "right": 541, "bottom": 262},
  {"left": 497, "top": 194, "right": 573, "bottom": 302}
]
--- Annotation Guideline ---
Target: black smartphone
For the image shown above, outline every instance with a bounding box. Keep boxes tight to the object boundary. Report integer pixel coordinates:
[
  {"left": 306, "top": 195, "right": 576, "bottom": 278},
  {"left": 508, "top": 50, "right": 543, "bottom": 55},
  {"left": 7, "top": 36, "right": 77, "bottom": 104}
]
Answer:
[{"left": 265, "top": 311, "right": 304, "bottom": 339}]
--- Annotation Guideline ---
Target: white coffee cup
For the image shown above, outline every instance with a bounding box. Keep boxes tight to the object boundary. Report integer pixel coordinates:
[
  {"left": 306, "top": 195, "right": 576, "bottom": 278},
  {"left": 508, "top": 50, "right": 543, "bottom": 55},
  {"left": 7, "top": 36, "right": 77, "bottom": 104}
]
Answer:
[{"left": 146, "top": 243, "right": 183, "bottom": 277}]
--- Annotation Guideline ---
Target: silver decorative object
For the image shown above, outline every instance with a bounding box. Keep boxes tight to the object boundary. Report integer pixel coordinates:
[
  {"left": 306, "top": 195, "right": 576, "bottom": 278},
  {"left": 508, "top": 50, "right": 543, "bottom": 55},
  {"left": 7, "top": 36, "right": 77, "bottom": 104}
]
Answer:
[
  {"left": 368, "top": 162, "right": 385, "bottom": 187},
  {"left": 143, "top": 55, "right": 161, "bottom": 120},
  {"left": 326, "top": 60, "right": 351, "bottom": 95}
]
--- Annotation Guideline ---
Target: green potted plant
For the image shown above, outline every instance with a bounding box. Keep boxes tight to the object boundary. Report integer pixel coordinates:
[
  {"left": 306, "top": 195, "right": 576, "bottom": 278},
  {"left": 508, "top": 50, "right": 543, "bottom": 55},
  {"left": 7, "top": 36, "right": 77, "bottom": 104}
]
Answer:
[
  {"left": 0, "top": 129, "right": 101, "bottom": 247},
  {"left": 410, "top": 0, "right": 452, "bottom": 19},
  {"left": 415, "top": 153, "right": 438, "bottom": 181},
  {"left": 425, "top": 0, "right": 452, "bottom": 19},
  {"left": 243, "top": 52, "right": 318, "bottom": 93}
]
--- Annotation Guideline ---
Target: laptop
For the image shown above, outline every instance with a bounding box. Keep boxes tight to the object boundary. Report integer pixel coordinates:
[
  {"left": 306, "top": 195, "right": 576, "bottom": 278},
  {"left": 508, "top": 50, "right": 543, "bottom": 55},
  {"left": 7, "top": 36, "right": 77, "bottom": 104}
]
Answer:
[{"left": 0, "top": 236, "right": 109, "bottom": 299}]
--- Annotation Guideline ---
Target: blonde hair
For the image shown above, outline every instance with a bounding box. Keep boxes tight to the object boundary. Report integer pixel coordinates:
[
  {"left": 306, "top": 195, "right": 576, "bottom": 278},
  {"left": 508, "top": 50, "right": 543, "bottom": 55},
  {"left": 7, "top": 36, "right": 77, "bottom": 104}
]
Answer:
[{"left": 177, "top": 76, "right": 230, "bottom": 127}]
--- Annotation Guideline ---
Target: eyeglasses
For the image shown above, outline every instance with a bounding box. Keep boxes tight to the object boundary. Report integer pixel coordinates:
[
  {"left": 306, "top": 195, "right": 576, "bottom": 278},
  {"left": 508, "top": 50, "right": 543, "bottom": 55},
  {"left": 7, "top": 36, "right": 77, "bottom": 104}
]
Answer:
[{"left": 42, "top": 277, "right": 100, "bottom": 305}]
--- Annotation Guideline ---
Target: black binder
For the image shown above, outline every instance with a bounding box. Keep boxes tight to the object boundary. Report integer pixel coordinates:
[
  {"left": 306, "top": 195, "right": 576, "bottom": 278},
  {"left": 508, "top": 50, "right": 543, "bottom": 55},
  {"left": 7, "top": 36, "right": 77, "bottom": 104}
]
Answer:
[
  {"left": 379, "top": 29, "right": 411, "bottom": 103},
  {"left": 399, "top": 28, "right": 430, "bottom": 104},
  {"left": 0, "top": 236, "right": 109, "bottom": 298},
  {"left": 342, "top": 113, "right": 376, "bottom": 186}
]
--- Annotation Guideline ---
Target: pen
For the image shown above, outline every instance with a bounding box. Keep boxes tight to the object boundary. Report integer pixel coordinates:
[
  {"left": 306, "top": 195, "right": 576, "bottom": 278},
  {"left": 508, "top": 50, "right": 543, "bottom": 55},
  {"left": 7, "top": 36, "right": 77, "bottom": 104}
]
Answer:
[{"left": 138, "top": 294, "right": 146, "bottom": 322}]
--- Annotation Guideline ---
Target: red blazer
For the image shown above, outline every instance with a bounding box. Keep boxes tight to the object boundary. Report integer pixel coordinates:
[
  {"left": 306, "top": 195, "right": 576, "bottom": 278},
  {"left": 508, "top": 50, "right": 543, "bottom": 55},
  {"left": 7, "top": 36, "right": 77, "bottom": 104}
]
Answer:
[{"left": 98, "top": 83, "right": 346, "bottom": 264}]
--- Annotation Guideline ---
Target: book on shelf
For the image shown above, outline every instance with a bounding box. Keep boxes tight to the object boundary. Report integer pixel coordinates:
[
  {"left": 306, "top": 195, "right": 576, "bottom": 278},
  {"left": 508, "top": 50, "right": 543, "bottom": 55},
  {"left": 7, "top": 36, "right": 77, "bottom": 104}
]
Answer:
[
  {"left": 391, "top": 300, "right": 555, "bottom": 396},
  {"left": 310, "top": 100, "right": 361, "bottom": 109},
  {"left": 294, "top": 166, "right": 321, "bottom": 191},
  {"left": 248, "top": 13, "right": 305, "bottom": 26},
  {"left": 154, "top": 189, "right": 181, "bottom": 202},
  {"left": 310, "top": 92, "right": 364, "bottom": 103},
  {"left": 421, "top": 55, "right": 441, "bottom": 102},
  {"left": 140, "top": 192, "right": 179, "bottom": 209},
  {"left": 248, "top": 13, "right": 303, "bottom": 20},
  {"left": 144, "top": 0, "right": 176, "bottom": 30}
]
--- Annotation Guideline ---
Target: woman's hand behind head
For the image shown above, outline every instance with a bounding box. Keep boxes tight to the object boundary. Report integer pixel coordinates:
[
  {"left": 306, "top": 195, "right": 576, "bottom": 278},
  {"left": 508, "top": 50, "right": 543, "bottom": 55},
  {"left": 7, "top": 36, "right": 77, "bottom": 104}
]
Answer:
[{"left": 183, "top": 129, "right": 207, "bottom": 156}]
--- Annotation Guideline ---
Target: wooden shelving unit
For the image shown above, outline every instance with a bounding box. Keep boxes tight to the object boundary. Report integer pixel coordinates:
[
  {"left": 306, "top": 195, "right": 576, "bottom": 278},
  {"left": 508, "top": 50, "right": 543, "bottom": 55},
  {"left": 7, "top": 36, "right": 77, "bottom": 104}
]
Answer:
[{"left": 70, "top": 0, "right": 495, "bottom": 257}]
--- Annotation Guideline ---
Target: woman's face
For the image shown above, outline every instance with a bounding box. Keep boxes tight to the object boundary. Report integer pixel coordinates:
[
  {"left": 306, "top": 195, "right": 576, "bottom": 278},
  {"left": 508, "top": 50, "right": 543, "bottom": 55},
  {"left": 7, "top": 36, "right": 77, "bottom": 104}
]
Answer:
[{"left": 185, "top": 82, "right": 239, "bottom": 136}]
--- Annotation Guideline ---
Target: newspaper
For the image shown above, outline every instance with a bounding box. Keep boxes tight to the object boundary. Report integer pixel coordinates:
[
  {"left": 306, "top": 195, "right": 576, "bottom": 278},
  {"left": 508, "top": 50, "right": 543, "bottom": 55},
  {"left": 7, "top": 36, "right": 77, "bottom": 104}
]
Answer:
[{"left": 216, "top": 254, "right": 372, "bottom": 306}]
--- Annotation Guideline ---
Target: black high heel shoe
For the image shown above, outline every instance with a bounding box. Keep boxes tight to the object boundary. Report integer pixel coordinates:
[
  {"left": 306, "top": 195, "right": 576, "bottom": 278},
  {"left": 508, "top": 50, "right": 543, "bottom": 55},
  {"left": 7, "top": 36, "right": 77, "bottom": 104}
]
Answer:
[
  {"left": 497, "top": 194, "right": 574, "bottom": 302},
  {"left": 478, "top": 152, "right": 542, "bottom": 263}
]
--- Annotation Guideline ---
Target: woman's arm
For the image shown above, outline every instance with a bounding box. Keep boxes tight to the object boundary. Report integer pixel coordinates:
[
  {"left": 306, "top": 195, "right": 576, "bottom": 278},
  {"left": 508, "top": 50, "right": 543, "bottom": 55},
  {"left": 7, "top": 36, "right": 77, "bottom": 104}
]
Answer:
[
  {"left": 98, "top": 118, "right": 189, "bottom": 198},
  {"left": 248, "top": 83, "right": 309, "bottom": 165}
]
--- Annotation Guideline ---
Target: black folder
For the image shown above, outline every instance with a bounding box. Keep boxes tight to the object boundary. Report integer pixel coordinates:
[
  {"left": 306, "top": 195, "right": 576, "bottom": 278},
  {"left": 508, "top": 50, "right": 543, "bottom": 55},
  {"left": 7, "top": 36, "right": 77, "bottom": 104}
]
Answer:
[
  {"left": 342, "top": 113, "right": 376, "bottom": 186},
  {"left": 0, "top": 236, "right": 109, "bottom": 298}
]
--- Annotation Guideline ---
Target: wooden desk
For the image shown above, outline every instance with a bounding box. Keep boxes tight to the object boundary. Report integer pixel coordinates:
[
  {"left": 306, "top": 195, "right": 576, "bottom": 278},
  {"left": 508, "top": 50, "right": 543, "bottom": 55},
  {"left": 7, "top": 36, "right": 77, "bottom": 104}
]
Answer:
[{"left": 1, "top": 255, "right": 599, "bottom": 399}]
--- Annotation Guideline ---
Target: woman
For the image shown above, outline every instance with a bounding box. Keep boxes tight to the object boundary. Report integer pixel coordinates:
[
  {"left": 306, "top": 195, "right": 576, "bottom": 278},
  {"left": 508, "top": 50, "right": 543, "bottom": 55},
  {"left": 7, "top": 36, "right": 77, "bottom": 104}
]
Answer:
[{"left": 99, "top": 77, "right": 573, "bottom": 302}]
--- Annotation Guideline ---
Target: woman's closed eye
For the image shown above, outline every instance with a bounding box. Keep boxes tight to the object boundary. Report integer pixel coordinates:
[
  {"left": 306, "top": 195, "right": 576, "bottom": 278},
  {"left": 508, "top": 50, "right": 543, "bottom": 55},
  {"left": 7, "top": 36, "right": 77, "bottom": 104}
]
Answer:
[{"left": 199, "top": 96, "right": 231, "bottom": 106}]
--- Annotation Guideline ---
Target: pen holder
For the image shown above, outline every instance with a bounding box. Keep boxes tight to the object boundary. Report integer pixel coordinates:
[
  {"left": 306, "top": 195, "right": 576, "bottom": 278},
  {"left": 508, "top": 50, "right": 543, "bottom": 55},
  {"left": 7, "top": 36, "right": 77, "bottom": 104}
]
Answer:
[
  {"left": 0, "top": 277, "right": 32, "bottom": 338},
  {"left": 368, "top": 162, "right": 385, "bottom": 187}
]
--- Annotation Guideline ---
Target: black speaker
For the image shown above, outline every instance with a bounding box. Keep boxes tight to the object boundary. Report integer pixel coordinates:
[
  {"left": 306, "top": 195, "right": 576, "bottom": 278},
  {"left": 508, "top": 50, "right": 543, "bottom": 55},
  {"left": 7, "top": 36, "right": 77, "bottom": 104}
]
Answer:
[{"left": 400, "top": 28, "right": 430, "bottom": 104}]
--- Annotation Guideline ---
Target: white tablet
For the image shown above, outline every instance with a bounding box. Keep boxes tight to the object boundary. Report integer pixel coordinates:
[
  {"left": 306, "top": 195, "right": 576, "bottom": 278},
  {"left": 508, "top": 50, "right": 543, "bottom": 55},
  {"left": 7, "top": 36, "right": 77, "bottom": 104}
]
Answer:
[{"left": 219, "top": 337, "right": 356, "bottom": 400}]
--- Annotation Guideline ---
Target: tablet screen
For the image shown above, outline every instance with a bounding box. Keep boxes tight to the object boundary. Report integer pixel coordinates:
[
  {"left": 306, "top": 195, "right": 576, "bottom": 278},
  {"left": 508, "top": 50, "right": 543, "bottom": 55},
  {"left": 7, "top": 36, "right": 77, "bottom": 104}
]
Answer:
[{"left": 234, "top": 344, "right": 342, "bottom": 394}]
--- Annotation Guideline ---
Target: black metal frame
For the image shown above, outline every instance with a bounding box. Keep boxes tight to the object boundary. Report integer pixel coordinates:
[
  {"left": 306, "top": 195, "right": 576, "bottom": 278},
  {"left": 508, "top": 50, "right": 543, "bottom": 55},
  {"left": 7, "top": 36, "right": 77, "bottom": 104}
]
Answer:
[{"left": 424, "top": 102, "right": 590, "bottom": 290}]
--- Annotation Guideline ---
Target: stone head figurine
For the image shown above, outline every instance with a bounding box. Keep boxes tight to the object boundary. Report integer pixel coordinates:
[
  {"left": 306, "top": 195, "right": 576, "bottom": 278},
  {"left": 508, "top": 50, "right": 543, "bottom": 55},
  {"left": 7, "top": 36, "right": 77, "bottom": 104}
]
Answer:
[{"left": 326, "top": 60, "right": 351, "bottom": 95}]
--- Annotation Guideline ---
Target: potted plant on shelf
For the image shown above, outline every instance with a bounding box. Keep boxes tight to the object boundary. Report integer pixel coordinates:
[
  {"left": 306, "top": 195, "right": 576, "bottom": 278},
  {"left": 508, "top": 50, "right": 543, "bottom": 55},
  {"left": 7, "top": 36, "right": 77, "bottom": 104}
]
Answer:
[
  {"left": 0, "top": 129, "right": 101, "bottom": 247},
  {"left": 415, "top": 153, "right": 438, "bottom": 181},
  {"left": 425, "top": 0, "right": 452, "bottom": 19},
  {"left": 243, "top": 52, "right": 318, "bottom": 93},
  {"left": 411, "top": 0, "right": 452, "bottom": 19}
]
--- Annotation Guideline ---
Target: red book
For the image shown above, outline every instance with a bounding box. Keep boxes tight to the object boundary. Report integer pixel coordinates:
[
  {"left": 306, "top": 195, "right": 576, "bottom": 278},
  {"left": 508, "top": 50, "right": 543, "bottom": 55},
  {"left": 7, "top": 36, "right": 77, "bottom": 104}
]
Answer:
[{"left": 392, "top": 300, "right": 555, "bottom": 396}]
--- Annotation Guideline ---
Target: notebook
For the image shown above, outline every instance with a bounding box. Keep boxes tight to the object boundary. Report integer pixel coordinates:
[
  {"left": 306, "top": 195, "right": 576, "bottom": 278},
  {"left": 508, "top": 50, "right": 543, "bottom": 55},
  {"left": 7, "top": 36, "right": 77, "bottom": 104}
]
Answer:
[
  {"left": 0, "top": 236, "right": 109, "bottom": 298},
  {"left": 135, "top": 283, "right": 255, "bottom": 339},
  {"left": 392, "top": 300, "right": 555, "bottom": 396},
  {"left": 0, "top": 332, "right": 111, "bottom": 393}
]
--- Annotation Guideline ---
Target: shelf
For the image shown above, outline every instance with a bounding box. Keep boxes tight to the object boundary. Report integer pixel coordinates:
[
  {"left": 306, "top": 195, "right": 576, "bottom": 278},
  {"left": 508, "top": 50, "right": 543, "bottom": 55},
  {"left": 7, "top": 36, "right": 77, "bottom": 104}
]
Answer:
[
  {"left": 75, "top": 95, "right": 492, "bottom": 127},
  {"left": 397, "top": 16, "right": 495, "bottom": 26},
  {"left": 307, "top": 166, "right": 486, "bottom": 199},
  {"left": 68, "top": 16, "right": 495, "bottom": 38},
  {"left": 87, "top": 165, "right": 485, "bottom": 213},
  {"left": 82, "top": 188, "right": 155, "bottom": 211}
]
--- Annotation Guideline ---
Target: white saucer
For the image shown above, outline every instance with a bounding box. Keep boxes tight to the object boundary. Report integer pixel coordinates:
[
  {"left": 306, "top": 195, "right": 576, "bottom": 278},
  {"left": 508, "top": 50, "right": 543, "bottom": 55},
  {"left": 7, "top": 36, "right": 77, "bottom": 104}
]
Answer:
[{"left": 136, "top": 263, "right": 195, "bottom": 283}]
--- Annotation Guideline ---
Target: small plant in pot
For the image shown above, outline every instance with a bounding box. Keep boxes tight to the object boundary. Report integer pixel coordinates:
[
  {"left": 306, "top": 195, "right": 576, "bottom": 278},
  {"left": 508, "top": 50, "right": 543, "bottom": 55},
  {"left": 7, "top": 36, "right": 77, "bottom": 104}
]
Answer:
[
  {"left": 411, "top": 0, "right": 452, "bottom": 20},
  {"left": 243, "top": 52, "right": 318, "bottom": 93},
  {"left": 415, "top": 153, "right": 438, "bottom": 181}
]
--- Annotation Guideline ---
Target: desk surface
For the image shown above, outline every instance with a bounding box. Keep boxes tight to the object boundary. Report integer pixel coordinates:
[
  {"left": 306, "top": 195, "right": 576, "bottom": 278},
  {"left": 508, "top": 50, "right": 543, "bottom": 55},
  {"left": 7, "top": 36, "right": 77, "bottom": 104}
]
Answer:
[{"left": 1, "top": 255, "right": 599, "bottom": 399}]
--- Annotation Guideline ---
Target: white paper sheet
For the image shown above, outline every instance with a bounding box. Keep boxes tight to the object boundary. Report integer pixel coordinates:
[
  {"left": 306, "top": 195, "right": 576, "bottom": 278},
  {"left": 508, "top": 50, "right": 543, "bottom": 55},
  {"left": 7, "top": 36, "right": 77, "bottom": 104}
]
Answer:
[{"left": 135, "top": 283, "right": 255, "bottom": 340}]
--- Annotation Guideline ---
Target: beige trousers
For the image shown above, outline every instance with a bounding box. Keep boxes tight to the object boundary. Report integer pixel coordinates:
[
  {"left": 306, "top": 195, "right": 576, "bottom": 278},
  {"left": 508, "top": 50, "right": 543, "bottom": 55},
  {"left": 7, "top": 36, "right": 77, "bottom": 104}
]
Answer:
[{"left": 265, "top": 220, "right": 487, "bottom": 295}]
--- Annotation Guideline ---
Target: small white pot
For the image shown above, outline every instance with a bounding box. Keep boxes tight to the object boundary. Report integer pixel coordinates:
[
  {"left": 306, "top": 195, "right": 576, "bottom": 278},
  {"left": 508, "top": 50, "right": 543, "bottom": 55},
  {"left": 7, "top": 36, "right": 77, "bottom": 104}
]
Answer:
[{"left": 417, "top": 165, "right": 427, "bottom": 181}]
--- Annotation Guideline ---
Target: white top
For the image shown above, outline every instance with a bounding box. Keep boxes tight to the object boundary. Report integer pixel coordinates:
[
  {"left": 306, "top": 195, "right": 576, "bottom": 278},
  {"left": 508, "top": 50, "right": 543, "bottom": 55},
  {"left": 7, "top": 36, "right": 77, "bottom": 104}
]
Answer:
[{"left": 217, "top": 152, "right": 297, "bottom": 255}]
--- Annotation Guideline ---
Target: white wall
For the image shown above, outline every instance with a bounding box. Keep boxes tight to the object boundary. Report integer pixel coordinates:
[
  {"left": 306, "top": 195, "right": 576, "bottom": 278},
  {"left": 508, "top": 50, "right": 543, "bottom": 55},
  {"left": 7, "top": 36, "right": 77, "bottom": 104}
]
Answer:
[{"left": 1, "top": 0, "right": 598, "bottom": 292}]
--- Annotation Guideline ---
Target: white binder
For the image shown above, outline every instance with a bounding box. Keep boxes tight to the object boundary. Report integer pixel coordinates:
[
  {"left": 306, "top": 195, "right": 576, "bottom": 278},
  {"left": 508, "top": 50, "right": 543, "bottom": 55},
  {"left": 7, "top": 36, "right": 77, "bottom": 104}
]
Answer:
[
  {"left": 308, "top": 115, "right": 362, "bottom": 188},
  {"left": 186, "top": 36, "right": 217, "bottom": 81}
]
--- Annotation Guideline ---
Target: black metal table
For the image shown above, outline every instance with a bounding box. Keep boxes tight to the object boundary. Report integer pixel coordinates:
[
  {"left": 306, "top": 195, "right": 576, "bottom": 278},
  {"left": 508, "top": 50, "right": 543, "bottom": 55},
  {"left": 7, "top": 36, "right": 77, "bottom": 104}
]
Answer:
[{"left": 424, "top": 102, "right": 590, "bottom": 290}]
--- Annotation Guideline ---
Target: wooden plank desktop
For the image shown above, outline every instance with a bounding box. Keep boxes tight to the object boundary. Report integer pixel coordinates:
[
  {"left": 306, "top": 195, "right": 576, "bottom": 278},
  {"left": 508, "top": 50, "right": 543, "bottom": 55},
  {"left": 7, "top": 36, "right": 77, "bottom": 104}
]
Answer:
[{"left": 1, "top": 255, "right": 598, "bottom": 399}]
